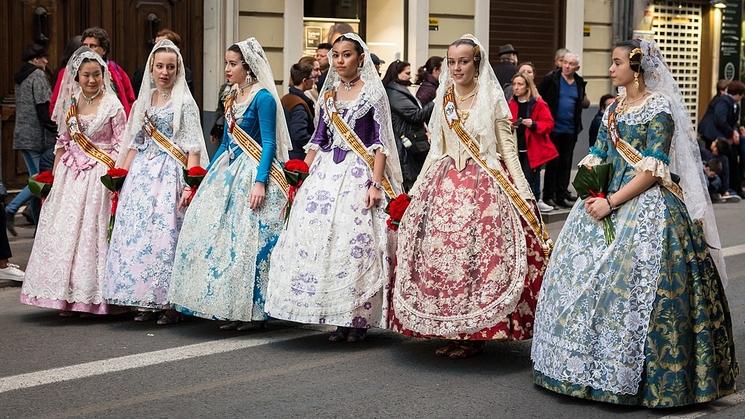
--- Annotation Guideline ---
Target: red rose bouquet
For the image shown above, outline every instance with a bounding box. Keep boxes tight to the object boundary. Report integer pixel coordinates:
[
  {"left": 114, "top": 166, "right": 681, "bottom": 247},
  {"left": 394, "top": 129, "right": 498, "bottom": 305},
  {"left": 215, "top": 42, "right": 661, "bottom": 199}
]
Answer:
[
  {"left": 282, "top": 159, "right": 310, "bottom": 222},
  {"left": 385, "top": 193, "right": 411, "bottom": 231},
  {"left": 100, "top": 167, "right": 129, "bottom": 240},
  {"left": 183, "top": 166, "right": 208, "bottom": 202},
  {"left": 28, "top": 170, "right": 54, "bottom": 199},
  {"left": 572, "top": 163, "right": 615, "bottom": 245}
]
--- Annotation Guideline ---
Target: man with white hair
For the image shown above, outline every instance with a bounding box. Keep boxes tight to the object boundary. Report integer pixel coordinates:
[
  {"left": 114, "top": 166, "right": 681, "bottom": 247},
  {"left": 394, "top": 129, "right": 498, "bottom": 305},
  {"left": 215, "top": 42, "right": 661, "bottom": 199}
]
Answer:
[{"left": 538, "top": 51, "right": 589, "bottom": 208}]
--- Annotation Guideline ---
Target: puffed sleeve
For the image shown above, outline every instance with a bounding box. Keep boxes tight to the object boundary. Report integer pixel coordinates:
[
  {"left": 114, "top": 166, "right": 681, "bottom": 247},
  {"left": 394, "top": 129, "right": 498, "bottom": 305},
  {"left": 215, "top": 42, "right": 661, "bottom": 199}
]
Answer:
[
  {"left": 495, "top": 115, "right": 533, "bottom": 200},
  {"left": 109, "top": 108, "right": 127, "bottom": 160},
  {"left": 636, "top": 109, "right": 674, "bottom": 180},
  {"left": 306, "top": 107, "right": 330, "bottom": 151}
]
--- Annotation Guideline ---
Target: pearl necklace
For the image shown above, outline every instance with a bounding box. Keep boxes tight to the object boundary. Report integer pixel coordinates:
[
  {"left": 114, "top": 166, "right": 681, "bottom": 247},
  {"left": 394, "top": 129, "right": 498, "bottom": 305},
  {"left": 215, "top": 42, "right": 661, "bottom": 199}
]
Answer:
[
  {"left": 238, "top": 79, "right": 257, "bottom": 95},
  {"left": 340, "top": 75, "right": 361, "bottom": 92},
  {"left": 81, "top": 89, "right": 102, "bottom": 105}
]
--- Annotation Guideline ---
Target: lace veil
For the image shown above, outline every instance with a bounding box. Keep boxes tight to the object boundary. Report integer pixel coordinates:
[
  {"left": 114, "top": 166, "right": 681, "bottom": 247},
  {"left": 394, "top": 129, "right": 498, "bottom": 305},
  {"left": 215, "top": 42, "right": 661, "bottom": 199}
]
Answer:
[
  {"left": 637, "top": 39, "right": 727, "bottom": 285},
  {"left": 118, "top": 39, "right": 208, "bottom": 167},
  {"left": 423, "top": 34, "right": 511, "bottom": 175},
  {"left": 317, "top": 32, "right": 404, "bottom": 192},
  {"left": 235, "top": 38, "right": 291, "bottom": 162},
  {"left": 51, "top": 46, "right": 120, "bottom": 136}
]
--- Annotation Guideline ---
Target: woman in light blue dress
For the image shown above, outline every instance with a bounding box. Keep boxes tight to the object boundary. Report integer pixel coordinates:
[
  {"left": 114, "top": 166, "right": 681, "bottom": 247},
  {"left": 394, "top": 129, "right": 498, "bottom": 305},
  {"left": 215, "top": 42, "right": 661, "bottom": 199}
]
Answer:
[
  {"left": 531, "top": 39, "right": 737, "bottom": 408},
  {"left": 168, "top": 38, "right": 291, "bottom": 330},
  {"left": 103, "top": 40, "right": 208, "bottom": 324}
]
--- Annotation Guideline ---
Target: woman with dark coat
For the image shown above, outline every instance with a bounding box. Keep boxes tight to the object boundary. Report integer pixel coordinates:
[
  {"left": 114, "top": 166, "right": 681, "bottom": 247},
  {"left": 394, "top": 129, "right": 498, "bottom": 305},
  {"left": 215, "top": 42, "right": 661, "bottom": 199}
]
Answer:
[
  {"left": 415, "top": 56, "right": 442, "bottom": 106},
  {"left": 383, "top": 60, "right": 435, "bottom": 190}
]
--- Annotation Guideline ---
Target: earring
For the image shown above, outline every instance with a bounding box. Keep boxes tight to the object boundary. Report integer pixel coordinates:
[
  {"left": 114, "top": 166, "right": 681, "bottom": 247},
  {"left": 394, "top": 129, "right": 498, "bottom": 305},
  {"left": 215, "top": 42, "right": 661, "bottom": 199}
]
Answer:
[{"left": 633, "top": 72, "right": 639, "bottom": 90}]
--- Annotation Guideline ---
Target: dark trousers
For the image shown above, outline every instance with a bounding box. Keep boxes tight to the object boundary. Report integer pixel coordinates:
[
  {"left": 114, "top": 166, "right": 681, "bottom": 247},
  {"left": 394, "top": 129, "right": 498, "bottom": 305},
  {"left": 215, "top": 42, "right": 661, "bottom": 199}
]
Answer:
[
  {"left": 726, "top": 143, "right": 742, "bottom": 192},
  {"left": 543, "top": 132, "right": 577, "bottom": 201},
  {"left": 0, "top": 203, "right": 12, "bottom": 260},
  {"left": 518, "top": 151, "right": 540, "bottom": 199}
]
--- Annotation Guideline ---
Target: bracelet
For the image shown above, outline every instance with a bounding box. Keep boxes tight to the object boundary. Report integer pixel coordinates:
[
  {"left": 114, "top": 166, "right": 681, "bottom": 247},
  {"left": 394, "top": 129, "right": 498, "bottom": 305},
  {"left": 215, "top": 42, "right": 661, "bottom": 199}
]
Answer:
[
  {"left": 366, "top": 179, "right": 383, "bottom": 191},
  {"left": 605, "top": 197, "right": 618, "bottom": 212}
]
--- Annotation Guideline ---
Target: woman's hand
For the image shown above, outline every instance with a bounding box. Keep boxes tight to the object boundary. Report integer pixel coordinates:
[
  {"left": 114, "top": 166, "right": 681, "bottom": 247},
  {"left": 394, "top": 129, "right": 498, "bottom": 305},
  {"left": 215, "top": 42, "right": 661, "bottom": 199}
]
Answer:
[
  {"left": 178, "top": 186, "right": 193, "bottom": 209},
  {"left": 249, "top": 182, "right": 266, "bottom": 210},
  {"left": 521, "top": 118, "right": 533, "bottom": 128},
  {"left": 365, "top": 185, "right": 383, "bottom": 209},
  {"left": 584, "top": 197, "right": 611, "bottom": 220}
]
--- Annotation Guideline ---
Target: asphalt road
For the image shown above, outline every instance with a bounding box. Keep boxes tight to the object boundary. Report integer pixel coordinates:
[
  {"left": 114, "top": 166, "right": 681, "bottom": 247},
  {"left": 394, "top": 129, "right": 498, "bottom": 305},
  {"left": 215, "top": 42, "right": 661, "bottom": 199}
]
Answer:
[{"left": 1, "top": 202, "right": 744, "bottom": 418}]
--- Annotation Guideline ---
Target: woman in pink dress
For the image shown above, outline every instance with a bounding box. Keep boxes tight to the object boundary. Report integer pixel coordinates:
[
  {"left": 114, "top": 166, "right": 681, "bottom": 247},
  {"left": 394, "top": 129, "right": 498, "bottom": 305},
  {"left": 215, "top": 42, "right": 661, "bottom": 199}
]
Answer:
[{"left": 21, "top": 46, "right": 126, "bottom": 315}]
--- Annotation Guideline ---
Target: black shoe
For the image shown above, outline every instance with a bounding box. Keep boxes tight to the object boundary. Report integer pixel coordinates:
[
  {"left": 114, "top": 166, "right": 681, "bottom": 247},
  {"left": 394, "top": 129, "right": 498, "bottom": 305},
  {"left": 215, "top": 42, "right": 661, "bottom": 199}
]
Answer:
[
  {"left": 543, "top": 198, "right": 558, "bottom": 208},
  {"left": 556, "top": 198, "right": 574, "bottom": 208},
  {"left": 5, "top": 214, "right": 17, "bottom": 237},
  {"left": 566, "top": 193, "right": 578, "bottom": 201}
]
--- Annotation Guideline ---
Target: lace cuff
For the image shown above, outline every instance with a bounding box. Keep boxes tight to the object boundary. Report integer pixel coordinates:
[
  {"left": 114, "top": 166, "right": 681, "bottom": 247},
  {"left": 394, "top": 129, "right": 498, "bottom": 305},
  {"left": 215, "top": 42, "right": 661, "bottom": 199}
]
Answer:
[
  {"left": 367, "top": 143, "right": 389, "bottom": 157},
  {"left": 634, "top": 155, "right": 671, "bottom": 180},
  {"left": 304, "top": 142, "right": 321, "bottom": 152},
  {"left": 578, "top": 154, "right": 603, "bottom": 167}
]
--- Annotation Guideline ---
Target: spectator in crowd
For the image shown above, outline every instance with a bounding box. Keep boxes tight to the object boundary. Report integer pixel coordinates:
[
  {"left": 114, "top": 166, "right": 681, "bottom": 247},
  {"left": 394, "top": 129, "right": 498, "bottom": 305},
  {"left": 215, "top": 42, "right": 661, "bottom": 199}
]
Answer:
[
  {"left": 538, "top": 51, "right": 588, "bottom": 208},
  {"left": 6, "top": 44, "right": 57, "bottom": 236},
  {"left": 699, "top": 80, "right": 745, "bottom": 197},
  {"left": 131, "top": 29, "right": 194, "bottom": 96},
  {"left": 281, "top": 59, "right": 317, "bottom": 160},
  {"left": 701, "top": 139, "right": 740, "bottom": 202},
  {"left": 704, "top": 159, "right": 724, "bottom": 202},
  {"left": 504, "top": 61, "right": 539, "bottom": 98},
  {"left": 314, "top": 42, "right": 332, "bottom": 92},
  {"left": 508, "top": 72, "right": 558, "bottom": 212},
  {"left": 52, "top": 36, "right": 82, "bottom": 87},
  {"left": 299, "top": 55, "right": 321, "bottom": 103},
  {"left": 552, "top": 48, "right": 569, "bottom": 70},
  {"left": 588, "top": 93, "right": 615, "bottom": 150},
  {"left": 415, "top": 56, "right": 442, "bottom": 106},
  {"left": 370, "top": 53, "right": 385, "bottom": 76},
  {"left": 383, "top": 59, "right": 434, "bottom": 191},
  {"left": 493, "top": 43, "right": 518, "bottom": 88},
  {"left": 326, "top": 22, "right": 354, "bottom": 44},
  {"left": 50, "top": 26, "right": 136, "bottom": 115},
  {"left": 0, "top": 181, "right": 25, "bottom": 282}
]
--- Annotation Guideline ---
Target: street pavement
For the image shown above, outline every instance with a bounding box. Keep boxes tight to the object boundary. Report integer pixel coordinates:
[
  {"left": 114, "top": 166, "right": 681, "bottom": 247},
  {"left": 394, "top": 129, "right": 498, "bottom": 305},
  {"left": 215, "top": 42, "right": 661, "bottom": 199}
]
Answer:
[{"left": 1, "top": 202, "right": 744, "bottom": 419}]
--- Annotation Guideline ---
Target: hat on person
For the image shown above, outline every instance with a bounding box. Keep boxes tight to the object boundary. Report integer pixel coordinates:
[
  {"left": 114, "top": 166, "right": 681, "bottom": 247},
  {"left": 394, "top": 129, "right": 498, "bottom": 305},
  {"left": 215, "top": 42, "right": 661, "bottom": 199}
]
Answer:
[
  {"left": 497, "top": 44, "right": 518, "bottom": 56},
  {"left": 371, "top": 53, "right": 385, "bottom": 66},
  {"left": 21, "top": 43, "right": 48, "bottom": 61}
]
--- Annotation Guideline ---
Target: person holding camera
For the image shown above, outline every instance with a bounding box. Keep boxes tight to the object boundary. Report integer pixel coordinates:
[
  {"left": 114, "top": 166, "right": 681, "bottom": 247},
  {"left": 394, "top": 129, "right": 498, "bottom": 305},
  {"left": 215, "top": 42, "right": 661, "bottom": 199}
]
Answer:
[{"left": 383, "top": 60, "right": 434, "bottom": 191}]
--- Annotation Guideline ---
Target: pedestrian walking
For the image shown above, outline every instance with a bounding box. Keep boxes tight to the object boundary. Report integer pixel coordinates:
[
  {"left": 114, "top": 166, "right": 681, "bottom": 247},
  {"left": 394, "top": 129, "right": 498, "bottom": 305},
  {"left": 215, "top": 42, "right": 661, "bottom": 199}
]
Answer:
[
  {"left": 531, "top": 39, "right": 736, "bottom": 408},
  {"left": 21, "top": 47, "right": 126, "bottom": 315},
  {"left": 103, "top": 40, "right": 208, "bottom": 324},
  {"left": 265, "top": 33, "right": 403, "bottom": 343},
  {"left": 415, "top": 56, "right": 442, "bottom": 106},
  {"left": 168, "top": 38, "right": 290, "bottom": 331},
  {"left": 508, "top": 72, "right": 558, "bottom": 212},
  {"left": 5, "top": 44, "right": 57, "bottom": 235},
  {"left": 0, "top": 183, "right": 24, "bottom": 282},
  {"left": 390, "top": 34, "right": 550, "bottom": 359}
]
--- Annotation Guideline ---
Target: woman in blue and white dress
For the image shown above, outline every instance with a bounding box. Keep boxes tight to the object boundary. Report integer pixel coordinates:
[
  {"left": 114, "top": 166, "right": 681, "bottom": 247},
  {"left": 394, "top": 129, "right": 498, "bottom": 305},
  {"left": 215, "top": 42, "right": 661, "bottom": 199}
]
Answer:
[
  {"left": 531, "top": 39, "right": 737, "bottom": 408},
  {"left": 168, "top": 38, "right": 291, "bottom": 331},
  {"left": 103, "top": 40, "right": 208, "bottom": 324}
]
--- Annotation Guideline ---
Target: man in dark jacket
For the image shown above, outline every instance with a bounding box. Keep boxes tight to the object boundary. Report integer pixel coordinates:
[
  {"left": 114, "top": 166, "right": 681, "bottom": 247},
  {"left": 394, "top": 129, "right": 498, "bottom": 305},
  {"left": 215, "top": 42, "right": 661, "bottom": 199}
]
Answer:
[
  {"left": 492, "top": 44, "right": 518, "bottom": 88},
  {"left": 6, "top": 44, "right": 57, "bottom": 235},
  {"left": 538, "top": 52, "right": 589, "bottom": 208},
  {"left": 588, "top": 94, "right": 615, "bottom": 151},
  {"left": 281, "top": 60, "right": 317, "bottom": 160},
  {"left": 698, "top": 80, "right": 745, "bottom": 196}
]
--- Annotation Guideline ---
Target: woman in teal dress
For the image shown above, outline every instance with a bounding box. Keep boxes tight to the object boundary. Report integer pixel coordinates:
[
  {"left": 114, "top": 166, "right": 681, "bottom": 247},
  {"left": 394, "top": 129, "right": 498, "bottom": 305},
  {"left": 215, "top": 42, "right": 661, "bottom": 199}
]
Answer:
[
  {"left": 531, "top": 39, "right": 737, "bottom": 408},
  {"left": 168, "top": 38, "right": 291, "bottom": 330}
]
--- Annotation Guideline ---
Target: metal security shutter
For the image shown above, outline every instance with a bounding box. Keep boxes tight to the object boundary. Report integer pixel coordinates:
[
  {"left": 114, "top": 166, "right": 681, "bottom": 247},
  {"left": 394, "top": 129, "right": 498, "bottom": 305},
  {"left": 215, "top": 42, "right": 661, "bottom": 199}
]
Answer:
[
  {"left": 488, "top": 0, "right": 564, "bottom": 83},
  {"left": 651, "top": 1, "right": 703, "bottom": 126}
]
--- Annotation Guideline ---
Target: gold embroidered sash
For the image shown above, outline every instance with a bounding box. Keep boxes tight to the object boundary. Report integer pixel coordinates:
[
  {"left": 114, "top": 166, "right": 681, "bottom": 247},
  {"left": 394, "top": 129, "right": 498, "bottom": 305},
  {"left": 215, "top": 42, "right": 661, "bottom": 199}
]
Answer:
[
  {"left": 66, "top": 98, "right": 115, "bottom": 169},
  {"left": 607, "top": 109, "right": 685, "bottom": 201},
  {"left": 322, "top": 90, "right": 396, "bottom": 199},
  {"left": 224, "top": 94, "right": 289, "bottom": 198},
  {"left": 442, "top": 86, "right": 553, "bottom": 255},
  {"left": 143, "top": 112, "right": 188, "bottom": 169}
]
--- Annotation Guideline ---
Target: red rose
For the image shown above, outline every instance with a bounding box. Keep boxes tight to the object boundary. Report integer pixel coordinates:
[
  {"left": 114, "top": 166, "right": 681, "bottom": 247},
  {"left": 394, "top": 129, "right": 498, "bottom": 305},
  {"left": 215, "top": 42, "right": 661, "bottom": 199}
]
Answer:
[
  {"left": 107, "top": 168, "right": 129, "bottom": 178},
  {"left": 284, "top": 159, "right": 309, "bottom": 174},
  {"left": 187, "top": 166, "right": 208, "bottom": 177},
  {"left": 386, "top": 194, "right": 411, "bottom": 221},
  {"left": 34, "top": 171, "right": 54, "bottom": 184},
  {"left": 386, "top": 218, "right": 399, "bottom": 231}
]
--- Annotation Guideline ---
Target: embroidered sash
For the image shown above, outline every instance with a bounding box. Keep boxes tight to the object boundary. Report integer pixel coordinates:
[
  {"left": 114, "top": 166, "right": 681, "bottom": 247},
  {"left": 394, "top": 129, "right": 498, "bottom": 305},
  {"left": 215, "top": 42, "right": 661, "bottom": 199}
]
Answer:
[
  {"left": 224, "top": 94, "right": 289, "bottom": 198},
  {"left": 607, "top": 109, "right": 685, "bottom": 201},
  {"left": 442, "top": 86, "right": 553, "bottom": 255},
  {"left": 322, "top": 90, "right": 396, "bottom": 199},
  {"left": 66, "top": 98, "right": 115, "bottom": 169},
  {"left": 143, "top": 112, "right": 188, "bottom": 169}
]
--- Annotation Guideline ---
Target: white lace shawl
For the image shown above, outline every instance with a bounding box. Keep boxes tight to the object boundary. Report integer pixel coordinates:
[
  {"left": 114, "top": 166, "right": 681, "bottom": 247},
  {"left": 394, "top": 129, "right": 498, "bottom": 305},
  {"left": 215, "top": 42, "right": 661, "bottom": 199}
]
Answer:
[{"left": 118, "top": 40, "right": 208, "bottom": 167}]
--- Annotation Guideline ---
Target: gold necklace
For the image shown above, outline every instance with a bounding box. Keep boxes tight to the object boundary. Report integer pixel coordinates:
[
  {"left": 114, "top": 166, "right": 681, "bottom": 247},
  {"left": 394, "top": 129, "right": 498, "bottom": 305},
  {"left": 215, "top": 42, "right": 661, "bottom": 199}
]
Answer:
[
  {"left": 156, "top": 89, "right": 171, "bottom": 101},
  {"left": 617, "top": 92, "right": 648, "bottom": 113},
  {"left": 455, "top": 85, "right": 478, "bottom": 102},
  {"left": 81, "top": 89, "right": 102, "bottom": 105}
]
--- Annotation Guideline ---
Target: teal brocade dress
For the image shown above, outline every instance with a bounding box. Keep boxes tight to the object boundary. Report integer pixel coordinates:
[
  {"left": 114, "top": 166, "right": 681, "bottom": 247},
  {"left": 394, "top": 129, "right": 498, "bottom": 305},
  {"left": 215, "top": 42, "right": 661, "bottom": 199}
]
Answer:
[{"left": 531, "top": 93, "right": 737, "bottom": 408}]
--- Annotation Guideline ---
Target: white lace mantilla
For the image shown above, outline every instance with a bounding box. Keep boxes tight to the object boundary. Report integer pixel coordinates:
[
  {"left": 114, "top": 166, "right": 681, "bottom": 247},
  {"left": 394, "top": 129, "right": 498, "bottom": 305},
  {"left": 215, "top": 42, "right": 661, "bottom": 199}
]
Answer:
[{"left": 531, "top": 186, "right": 666, "bottom": 394}]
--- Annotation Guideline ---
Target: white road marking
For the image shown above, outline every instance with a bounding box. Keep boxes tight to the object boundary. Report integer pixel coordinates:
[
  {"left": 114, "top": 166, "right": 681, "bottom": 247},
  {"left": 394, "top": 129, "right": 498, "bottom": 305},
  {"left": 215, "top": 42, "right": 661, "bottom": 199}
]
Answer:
[
  {"left": 723, "top": 243, "right": 745, "bottom": 258},
  {"left": 0, "top": 328, "right": 317, "bottom": 394}
]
